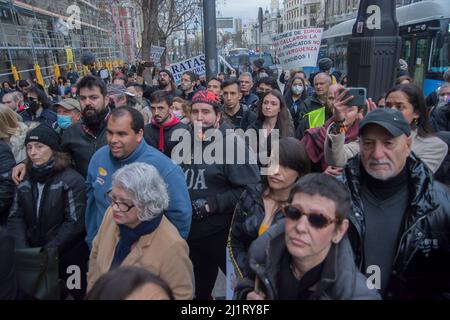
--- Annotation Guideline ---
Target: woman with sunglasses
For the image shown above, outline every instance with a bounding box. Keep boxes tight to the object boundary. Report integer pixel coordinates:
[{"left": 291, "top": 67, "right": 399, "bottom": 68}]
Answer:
[
  {"left": 234, "top": 173, "right": 381, "bottom": 300},
  {"left": 228, "top": 138, "right": 311, "bottom": 279},
  {"left": 87, "top": 162, "right": 194, "bottom": 300}
]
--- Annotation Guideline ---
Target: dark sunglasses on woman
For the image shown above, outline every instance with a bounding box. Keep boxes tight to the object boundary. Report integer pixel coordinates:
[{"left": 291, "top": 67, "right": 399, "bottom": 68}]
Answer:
[{"left": 280, "top": 205, "right": 338, "bottom": 229}]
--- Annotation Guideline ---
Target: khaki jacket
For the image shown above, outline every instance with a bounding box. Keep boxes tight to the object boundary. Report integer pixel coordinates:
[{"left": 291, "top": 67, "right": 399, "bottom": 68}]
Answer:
[{"left": 87, "top": 208, "right": 194, "bottom": 299}]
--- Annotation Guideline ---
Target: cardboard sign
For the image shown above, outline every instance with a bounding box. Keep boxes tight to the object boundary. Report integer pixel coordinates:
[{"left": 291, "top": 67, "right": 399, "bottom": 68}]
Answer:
[
  {"left": 150, "top": 45, "right": 166, "bottom": 61},
  {"left": 169, "top": 55, "right": 206, "bottom": 84},
  {"left": 272, "top": 28, "right": 323, "bottom": 70}
]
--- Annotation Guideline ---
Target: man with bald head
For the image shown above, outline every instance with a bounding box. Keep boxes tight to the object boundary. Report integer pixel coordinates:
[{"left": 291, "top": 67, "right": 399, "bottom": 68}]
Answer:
[{"left": 296, "top": 73, "right": 333, "bottom": 139}]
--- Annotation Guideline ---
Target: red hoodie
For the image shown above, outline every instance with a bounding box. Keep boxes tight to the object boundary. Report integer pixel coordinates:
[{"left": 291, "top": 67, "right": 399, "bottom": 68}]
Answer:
[{"left": 151, "top": 114, "right": 181, "bottom": 153}]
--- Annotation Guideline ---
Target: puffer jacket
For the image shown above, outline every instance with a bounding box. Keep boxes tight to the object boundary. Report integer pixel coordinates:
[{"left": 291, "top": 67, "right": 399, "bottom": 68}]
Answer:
[
  {"left": 234, "top": 221, "right": 381, "bottom": 300},
  {"left": 342, "top": 153, "right": 450, "bottom": 299},
  {"left": 228, "top": 183, "right": 284, "bottom": 278},
  {"left": 8, "top": 167, "right": 86, "bottom": 254}
]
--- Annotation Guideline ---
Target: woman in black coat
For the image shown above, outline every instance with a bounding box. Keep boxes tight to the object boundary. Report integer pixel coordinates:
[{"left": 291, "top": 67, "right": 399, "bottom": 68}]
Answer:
[
  {"left": 228, "top": 138, "right": 311, "bottom": 278},
  {"left": 8, "top": 125, "right": 89, "bottom": 299}
]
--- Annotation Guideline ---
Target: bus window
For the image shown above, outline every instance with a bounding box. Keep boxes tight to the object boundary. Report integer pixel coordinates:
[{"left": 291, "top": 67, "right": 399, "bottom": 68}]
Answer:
[
  {"left": 429, "top": 34, "right": 449, "bottom": 73},
  {"left": 414, "top": 38, "right": 428, "bottom": 88},
  {"left": 402, "top": 39, "right": 412, "bottom": 67}
]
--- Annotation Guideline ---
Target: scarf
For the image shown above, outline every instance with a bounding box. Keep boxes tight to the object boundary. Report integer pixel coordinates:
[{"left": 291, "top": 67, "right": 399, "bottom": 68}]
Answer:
[
  {"left": 110, "top": 214, "right": 163, "bottom": 270},
  {"left": 300, "top": 118, "right": 359, "bottom": 171},
  {"left": 151, "top": 114, "right": 180, "bottom": 152},
  {"left": 29, "top": 158, "right": 56, "bottom": 183}
]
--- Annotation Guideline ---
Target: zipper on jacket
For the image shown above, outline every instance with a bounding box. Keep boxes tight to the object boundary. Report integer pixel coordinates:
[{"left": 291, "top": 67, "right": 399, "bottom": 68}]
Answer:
[{"left": 392, "top": 214, "right": 427, "bottom": 271}]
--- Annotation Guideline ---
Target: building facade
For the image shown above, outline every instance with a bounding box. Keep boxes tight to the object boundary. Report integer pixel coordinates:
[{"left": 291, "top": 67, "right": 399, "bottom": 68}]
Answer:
[
  {"left": 283, "top": 0, "right": 325, "bottom": 31},
  {"left": 112, "top": 1, "right": 144, "bottom": 64},
  {"left": 324, "top": 0, "right": 424, "bottom": 29},
  {"left": 0, "top": 0, "right": 120, "bottom": 84}
]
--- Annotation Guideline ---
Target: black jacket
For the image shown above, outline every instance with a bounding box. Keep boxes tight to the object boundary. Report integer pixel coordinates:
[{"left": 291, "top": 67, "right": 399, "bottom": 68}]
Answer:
[
  {"left": 342, "top": 154, "right": 450, "bottom": 299},
  {"left": 228, "top": 183, "right": 284, "bottom": 278},
  {"left": 144, "top": 121, "right": 187, "bottom": 158},
  {"left": 0, "top": 227, "right": 20, "bottom": 299},
  {"left": 8, "top": 168, "right": 86, "bottom": 255},
  {"left": 222, "top": 104, "right": 258, "bottom": 131},
  {"left": 181, "top": 125, "right": 261, "bottom": 240},
  {"left": 61, "top": 121, "right": 108, "bottom": 177},
  {"left": 234, "top": 221, "right": 381, "bottom": 300},
  {"left": 429, "top": 102, "right": 450, "bottom": 132},
  {"left": 434, "top": 131, "right": 450, "bottom": 186},
  {"left": 241, "top": 93, "right": 259, "bottom": 108},
  {"left": 0, "top": 141, "right": 16, "bottom": 226}
]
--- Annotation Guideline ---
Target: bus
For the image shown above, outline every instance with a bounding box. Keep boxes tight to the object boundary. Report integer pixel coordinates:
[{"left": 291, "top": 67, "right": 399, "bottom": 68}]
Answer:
[{"left": 320, "top": 0, "right": 450, "bottom": 95}]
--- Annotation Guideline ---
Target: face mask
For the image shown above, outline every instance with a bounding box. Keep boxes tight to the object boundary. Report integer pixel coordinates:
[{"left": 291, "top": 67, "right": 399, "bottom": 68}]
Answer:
[
  {"left": 57, "top": 115, "right": 73, "bottom": 129},
  {"left": 28, "top": 101, "right": 41, "bottom": 114},
  {"left": 438, "top": 94, "right": 450, "bottom": 105},
  {"left": 291, "top": 85, "right": 304, "bottom": 96},
  {"left": 173, "top": 110, "right": 184, "bottom": 119}
]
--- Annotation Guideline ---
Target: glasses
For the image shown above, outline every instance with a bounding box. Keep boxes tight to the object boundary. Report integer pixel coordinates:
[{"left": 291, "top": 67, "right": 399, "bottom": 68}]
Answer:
[
  {"left": 105, "top": 190, "right": 135, "bottom": 213},
  {"left": 280, "top": 205, "right": 338, "bottom": 229}
]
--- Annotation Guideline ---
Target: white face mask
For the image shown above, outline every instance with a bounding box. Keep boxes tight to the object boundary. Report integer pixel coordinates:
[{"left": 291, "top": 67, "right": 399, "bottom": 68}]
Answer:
[
  {"left": 291, "top": 85, "right": 304, "bottom": 96},
  {"left": 173, "top": 110, "right": 184, "bottom": 119}
]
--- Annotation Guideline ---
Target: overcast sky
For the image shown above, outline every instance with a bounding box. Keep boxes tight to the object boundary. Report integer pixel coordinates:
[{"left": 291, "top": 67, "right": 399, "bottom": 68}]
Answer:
[{"left": 217, "top": 0, "right": 273, "bottom": 25}]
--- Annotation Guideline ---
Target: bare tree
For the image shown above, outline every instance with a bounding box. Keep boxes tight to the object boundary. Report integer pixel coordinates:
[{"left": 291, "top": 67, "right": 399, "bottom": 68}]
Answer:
[{"left": 138, "top": 0, "right": 199, "bottom": 65}]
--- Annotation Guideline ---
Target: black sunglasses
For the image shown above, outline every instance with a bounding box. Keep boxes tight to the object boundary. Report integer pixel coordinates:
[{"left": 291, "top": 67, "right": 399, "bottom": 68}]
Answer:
[{"left": 281, "top": 205, "right": 337, "bottom": 229}]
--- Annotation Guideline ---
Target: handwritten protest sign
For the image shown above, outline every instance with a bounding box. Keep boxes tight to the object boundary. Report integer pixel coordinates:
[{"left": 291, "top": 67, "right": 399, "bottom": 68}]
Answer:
[
  {"left": 150, "top": 45, "right": 166, "bottom": 62},
  {"left": 272, "top": 28, "right": 323, "bottom": 71},
  {"left": 169, "top": 55, "right": 206, "bottom": 84}
]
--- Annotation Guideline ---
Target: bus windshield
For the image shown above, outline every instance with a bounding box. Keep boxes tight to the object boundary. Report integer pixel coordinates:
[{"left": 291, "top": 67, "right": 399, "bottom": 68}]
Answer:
[{"left": 429, "top": 33, "right": 450, "bottom": 73}]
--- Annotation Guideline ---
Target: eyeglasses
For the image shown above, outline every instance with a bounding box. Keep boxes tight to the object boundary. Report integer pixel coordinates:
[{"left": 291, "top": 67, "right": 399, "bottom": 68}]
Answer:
[
  {"left": 280, "top": 205, "right": 338, "bottom": 229},
  {"left": 105, "top": 190, "right": 135, "bottom": 213}
]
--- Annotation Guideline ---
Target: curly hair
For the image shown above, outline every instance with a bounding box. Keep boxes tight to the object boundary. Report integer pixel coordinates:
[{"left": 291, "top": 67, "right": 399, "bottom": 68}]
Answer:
[{"left": 112, "top": 163, "right": 169, "bottom": 221}]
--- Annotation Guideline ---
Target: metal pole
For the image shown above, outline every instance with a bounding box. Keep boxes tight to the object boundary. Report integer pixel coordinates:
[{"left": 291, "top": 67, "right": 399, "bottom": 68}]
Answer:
[
  {"left": 203, "top": 0, "right": 218, "bottom": 79},
  {"left": 347, "top": 0, "right": 401, "bottom": 100}
]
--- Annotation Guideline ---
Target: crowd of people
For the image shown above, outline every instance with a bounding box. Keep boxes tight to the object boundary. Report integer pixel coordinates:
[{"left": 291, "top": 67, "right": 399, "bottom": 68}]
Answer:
[{"left": 0, "top": 57, "right": 449, "bottom": 301}]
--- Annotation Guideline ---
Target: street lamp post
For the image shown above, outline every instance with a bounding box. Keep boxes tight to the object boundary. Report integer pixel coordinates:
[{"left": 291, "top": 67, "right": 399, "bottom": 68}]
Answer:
[{"left": 347, "top": 0, "right": 401, "bottom": 100}]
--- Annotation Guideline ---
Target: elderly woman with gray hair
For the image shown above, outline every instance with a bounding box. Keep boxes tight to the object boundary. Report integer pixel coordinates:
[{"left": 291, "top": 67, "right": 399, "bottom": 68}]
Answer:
[{"left": 87, "top": 163, "right": 194, "bottom": 300}]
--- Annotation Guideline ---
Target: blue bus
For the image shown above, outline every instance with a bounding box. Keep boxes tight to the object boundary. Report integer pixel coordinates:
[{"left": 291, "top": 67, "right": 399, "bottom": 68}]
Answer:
[{"left": 320, "top": 0, "right": 450, "bottom": 95}]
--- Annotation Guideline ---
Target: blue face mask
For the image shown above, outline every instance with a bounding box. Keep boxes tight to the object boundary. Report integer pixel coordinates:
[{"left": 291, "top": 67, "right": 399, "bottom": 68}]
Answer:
[{"left": 57, "top": 115, "right": 73, "bottom": 129}]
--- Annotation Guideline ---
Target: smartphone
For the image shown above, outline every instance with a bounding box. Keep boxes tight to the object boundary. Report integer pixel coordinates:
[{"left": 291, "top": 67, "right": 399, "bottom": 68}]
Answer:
[{"left": 340, "top": 87, "right": 367, "bottom": 109}]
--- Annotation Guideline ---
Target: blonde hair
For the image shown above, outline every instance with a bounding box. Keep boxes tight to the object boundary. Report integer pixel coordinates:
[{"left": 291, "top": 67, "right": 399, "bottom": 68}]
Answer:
[{"left": 0, "top": 103, "right": 20, "bottom": 140}]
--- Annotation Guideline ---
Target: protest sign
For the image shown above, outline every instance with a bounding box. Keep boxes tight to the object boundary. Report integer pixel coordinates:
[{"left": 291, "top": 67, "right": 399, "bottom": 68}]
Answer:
[
  {"left": 272, "top": 28, "right": 323, "bottom": 70},
  {"left": 150, "top": 45, "right": 166, "bottom": 62},
  {"left": 169, "top": 55, "right": 206, "bottom": 84}
]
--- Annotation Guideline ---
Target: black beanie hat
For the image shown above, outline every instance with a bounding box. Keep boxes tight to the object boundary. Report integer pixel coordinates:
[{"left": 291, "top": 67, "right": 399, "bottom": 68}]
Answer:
[
  {"left": 319, "top": 58, "right": 333, "bottom": 71},
  {"left": 159, "top": 69, "right": 175, "bottom": 82},
  {"left": 25, "top": 125, "right": 62, "bottom": 152}
]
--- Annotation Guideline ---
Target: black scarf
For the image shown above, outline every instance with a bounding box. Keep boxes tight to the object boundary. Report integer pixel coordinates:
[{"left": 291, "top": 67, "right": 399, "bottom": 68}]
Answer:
[
  {"left": 29, "top": 159, "right": 56, "bottom": 183},
  {"left": 110, "top": 214, "right": 163, "bottom": 270},
  {"left": 361, "top": 165, "right": 408, "bottom": 201}
]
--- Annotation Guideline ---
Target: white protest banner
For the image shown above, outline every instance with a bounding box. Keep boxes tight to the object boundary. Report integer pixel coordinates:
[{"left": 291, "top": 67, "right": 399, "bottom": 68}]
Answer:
[
  {"left": 169, "top": 55, "right": 206, "bottom": 84},
  {"left": 150, "top": 45, "right": 166, "bottom": 61},
  {"left": 272, "top": 28, "right": 323, "bottom": 71}
]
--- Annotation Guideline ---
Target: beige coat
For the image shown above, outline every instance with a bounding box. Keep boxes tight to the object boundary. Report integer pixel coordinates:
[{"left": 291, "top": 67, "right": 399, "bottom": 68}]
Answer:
[
  {"left": 325, "top": 126, "right": 448, "bottom": 173},
  {"left": 87, "top": 208, "right": 194, "bottom": 299}
]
